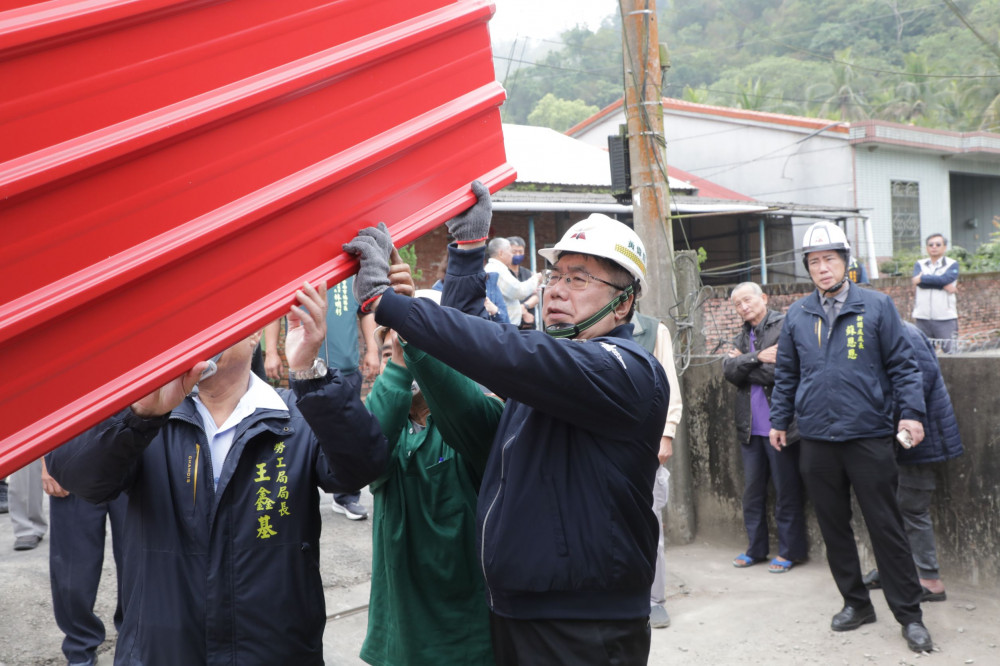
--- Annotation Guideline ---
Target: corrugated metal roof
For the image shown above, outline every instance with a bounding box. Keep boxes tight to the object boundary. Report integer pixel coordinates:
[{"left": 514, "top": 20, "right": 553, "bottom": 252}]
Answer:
[
  {"left": 0, "top": 0, "right": 512, "bottom": 474},
  {"left": 502, "top": 124, "right": 694, "bottom": 192}
]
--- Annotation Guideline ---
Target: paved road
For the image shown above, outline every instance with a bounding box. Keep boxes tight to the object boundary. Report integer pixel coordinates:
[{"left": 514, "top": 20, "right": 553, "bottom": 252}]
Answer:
[{"left": 3, "top": 490, "right": 998, "bottom": 665}]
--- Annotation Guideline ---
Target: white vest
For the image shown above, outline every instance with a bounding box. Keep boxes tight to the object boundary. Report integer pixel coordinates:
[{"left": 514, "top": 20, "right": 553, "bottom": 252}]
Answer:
[{"left": 913, "top": 257, "right": 958, "bottom": 321}]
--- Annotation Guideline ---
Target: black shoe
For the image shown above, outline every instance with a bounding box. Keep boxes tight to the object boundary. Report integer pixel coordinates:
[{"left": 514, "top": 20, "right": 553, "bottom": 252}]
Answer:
[
  {"left": 831, "top": 604, "right": 877, "bottom": 632},
  {"left": 862, "top": 569, "right": 881, "bottom": 590},
  {"left": 902, "top": 622, "right": 933, "bottom": 652},
  {"left": 921, "top": 586, "right": 947, "bottom": 602}
]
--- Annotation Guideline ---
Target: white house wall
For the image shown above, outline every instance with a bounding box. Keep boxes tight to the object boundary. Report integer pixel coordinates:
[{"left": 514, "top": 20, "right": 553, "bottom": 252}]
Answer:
[
  {"left": 855, "top": 150, "right": 1000, "bottom": 257},
  {"left": 573, "top": 103, "right": 1000, "bottom": 261},
  {"left": 664, "top": 113, "right": 854, "bottom": 211},
  {"left": 574, "top": 114, "right": 624, "bottom": 151},
  {"left": 855, "top": 149, "right": 951, "bottom": 257},
  {"left": 573, "top": 108, "right": 854, "bottom": 210}
]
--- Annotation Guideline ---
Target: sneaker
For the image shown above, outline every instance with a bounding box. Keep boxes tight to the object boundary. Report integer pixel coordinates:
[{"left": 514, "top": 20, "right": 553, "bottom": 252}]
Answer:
[
  {"left": 13, "top": 534, "right": 42, "bottom": 551},
  {"left": 331, "top": 498, "right": 368, "bottom": 521},
  {"left": 649, "top": 603, "right": 671, "bottom": 629}
]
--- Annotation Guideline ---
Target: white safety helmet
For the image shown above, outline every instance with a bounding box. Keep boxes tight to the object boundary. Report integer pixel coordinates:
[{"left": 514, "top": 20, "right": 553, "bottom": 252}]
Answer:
[
  {"left": 801, "top": 221, "right": 850, "bottom": 270},
  {"left": 538, "top": 214, "right": 648, "bottom": 296}
]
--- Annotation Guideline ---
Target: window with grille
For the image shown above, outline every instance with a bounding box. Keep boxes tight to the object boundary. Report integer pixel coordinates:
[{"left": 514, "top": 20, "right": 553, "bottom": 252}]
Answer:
[{"left": 891, "top": 180, "right": 921, "bottom": 252}]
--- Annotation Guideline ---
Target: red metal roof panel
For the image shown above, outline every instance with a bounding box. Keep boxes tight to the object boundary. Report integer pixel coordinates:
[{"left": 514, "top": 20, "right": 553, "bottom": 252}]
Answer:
[{"left": 0, "top": 0, "right": 514, "bottom": 476}]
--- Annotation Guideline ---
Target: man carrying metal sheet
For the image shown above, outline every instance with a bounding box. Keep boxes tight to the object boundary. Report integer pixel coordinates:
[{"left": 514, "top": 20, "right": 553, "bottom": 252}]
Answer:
[{"left": 344, "top": 183, "right": 669, "bottom": 664}]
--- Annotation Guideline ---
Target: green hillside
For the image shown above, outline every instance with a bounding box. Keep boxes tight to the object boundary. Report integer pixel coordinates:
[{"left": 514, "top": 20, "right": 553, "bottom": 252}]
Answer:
[{"left": 497, "top": 0, "right": 1000, "bottom": 133}]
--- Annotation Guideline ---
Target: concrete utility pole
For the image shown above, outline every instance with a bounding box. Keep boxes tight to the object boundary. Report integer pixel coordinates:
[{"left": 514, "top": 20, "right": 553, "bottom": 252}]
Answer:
[
  {"left": 621, "top": 0, "right": 674, "bottom": 319},
  {"left": 621, "top": 0, "right": 696, "bottom": 543}
]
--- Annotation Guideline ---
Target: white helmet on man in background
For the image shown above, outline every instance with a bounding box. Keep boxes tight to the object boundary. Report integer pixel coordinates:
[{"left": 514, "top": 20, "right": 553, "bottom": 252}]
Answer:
[
  {"left": 538, "top": 214, "right": 648, "bottom": 295},
  {"left": 801, "top": 221, "right": 850, "bottom": 270}
]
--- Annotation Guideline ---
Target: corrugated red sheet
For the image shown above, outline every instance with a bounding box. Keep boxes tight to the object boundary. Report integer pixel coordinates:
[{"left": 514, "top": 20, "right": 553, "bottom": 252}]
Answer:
[{"left": 0, "top": 0, "right": 514, "bottom": 477}]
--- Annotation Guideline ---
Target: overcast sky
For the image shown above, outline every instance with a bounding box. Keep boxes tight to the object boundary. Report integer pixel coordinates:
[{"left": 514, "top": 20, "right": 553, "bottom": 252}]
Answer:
[{"left": 489, "top": 0, "right": 620, "bottom": 43}]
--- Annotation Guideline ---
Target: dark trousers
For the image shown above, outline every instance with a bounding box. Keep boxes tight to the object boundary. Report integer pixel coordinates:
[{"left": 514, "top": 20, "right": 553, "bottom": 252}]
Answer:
[
  {"left": 741, "top": 435, "right": 808, "bottom": 561},
  {"left": 49, "top": 493, "right": 127, "bottom": 664},
  {"left": 799, "top": 436, "right": 923, "bottom": 625},
  {"left": 489, "top": 612, "right": 650, "bottom": 665}
]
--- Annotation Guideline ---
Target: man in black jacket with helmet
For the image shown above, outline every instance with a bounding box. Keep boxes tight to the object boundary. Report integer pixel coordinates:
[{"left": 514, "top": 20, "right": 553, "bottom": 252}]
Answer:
[{"left": 769, "top": 221, "right": 933, "bottom": 654}]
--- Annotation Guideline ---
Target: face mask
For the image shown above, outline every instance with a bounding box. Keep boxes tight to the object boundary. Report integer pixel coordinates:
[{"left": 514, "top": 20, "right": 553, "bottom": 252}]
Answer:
[{"left": 511, "top": 254, "right": 524, "bottom": 265}]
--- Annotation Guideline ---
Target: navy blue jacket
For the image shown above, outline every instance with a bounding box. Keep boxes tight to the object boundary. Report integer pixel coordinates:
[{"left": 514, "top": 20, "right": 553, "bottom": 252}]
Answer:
[
  {"left": 897, "top": 322, "right": 963, "bottom": 465},
  {"left": 375, "top": 250, "right": 669, "bottom": 621},
  {"left": 770, "top": 282, "right": 925, "bottom": 441},
  {"left": 48, "top": 371, "right": 388, "bottom": 666}
]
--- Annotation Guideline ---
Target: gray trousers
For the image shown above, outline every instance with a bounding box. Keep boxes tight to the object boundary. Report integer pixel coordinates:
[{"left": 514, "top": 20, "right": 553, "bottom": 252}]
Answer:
[
  {"left": 897, "top": 463, "right": 939, "bottom": 580},
  {"left": 9, "top": 458, "right": 47, "bottom": 540},
  {"left": 914, "top": 318, "right": 958, "bottom": 353}
]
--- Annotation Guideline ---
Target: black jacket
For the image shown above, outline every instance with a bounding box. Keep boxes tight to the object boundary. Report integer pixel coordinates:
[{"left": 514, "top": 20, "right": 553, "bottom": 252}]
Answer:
[{"left": 722, "top": 309, "right": 798, "bottom": 444}]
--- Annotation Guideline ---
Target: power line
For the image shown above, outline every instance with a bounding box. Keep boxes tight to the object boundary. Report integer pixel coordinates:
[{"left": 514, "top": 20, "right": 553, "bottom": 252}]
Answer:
[
  {"left": 749, "top": 180, "right": 855, "bottom": 199},
  {"left": 493, "top": 54, "right": 621, "bottom": 75},
  {"left": 693, "top": 139, "right": 846, "bottom": 181}
]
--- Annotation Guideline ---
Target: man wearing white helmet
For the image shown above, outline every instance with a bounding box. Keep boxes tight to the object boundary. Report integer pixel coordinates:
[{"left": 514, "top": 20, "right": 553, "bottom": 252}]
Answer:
[
  {"left": 343, "top": 185, "right": 670, "bottom": 664},
  {"left": 768, "top": 221, "right": 933, "bottom": 654}
]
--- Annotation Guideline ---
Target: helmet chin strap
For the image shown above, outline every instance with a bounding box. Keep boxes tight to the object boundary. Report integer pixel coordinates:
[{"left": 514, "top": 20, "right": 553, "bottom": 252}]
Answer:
[
  {"left": 545, "top": 285, "right": 634, "bottom": 339},
  {"left": 820, "top": 275, "right": 848, "bottom": 297}
]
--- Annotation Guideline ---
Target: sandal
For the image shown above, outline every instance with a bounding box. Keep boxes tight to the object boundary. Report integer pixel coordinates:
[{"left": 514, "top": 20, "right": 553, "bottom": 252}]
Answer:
[
  {"left": 733, "top": 553, "right": 765, "bottom": 568},
  {"left": 768, "top": 557, "right": 794, "bottom": 573},
  {"left": 921, "top": 586, "right": 947, "bottom": 602}
]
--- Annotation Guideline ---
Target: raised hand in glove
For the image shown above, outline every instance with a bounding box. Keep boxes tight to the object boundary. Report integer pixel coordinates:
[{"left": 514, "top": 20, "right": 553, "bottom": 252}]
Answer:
[
  {"left": 445, "top": 180, "right": 492, "bottom": 244},
  {"left": 343, "top": 222, "right": 394, "bottom": 312}
]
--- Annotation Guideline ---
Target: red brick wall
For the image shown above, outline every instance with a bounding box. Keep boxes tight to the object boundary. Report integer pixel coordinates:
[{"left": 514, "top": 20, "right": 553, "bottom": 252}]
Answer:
[{"left": 703, "top": 272, "right": 1000, "bottom": 353}]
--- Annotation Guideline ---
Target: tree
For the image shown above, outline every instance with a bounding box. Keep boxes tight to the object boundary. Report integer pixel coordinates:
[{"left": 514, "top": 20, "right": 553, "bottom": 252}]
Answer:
[
  {"left": 811, "top": 48, "right": 872, "bottom": 121},
  {"left": 501, "top": 23, "right": 622, "bottom": 125},
  {"left": 527, "top": 94, "right": 600, "bottom": 132},
  {"left": 875, "top": 53, "right": 939, "bottom": 124},
  {"left": 735, "top": 78, "right": 772, "bottom": 111}
]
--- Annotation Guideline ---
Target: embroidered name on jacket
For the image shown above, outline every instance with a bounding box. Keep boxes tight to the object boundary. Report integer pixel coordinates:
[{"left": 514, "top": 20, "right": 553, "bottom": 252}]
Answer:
[
  {"left": 254, "top": 441, "right": 291, "bottom": 539},
  {"left": 845, "top": 315, "right": 865, "bottom": 360}
]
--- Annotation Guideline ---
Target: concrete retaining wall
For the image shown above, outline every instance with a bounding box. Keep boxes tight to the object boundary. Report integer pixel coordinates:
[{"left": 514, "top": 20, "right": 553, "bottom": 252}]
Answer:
[{"left": 676, "top": 354, "right": 1000, "bottom": 586}]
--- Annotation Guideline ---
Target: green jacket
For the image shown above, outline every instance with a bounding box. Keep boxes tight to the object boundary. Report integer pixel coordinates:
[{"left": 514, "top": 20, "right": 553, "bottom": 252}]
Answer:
[{"left": 361, "top": 348, "right": 501, "bottom": 666}]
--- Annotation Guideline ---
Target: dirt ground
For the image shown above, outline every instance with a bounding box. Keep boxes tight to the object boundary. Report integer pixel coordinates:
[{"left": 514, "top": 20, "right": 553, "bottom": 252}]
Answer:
[{"left": 2, "top": 491, "right": 998, "bottom": 665}]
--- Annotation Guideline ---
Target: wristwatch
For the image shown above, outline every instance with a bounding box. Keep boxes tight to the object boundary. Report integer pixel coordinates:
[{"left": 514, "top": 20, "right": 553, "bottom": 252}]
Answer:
[{"left": 289, "top": 357, "right": 328, "bottom": 381}]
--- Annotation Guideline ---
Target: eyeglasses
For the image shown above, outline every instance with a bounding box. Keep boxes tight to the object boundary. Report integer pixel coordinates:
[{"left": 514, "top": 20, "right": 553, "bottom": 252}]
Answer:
[
  {"left": 927, "top": 242, "right": 944, "bottom": 247},
  {"left": 543, "top": 269, "right": 626, "bottom": 291}
]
